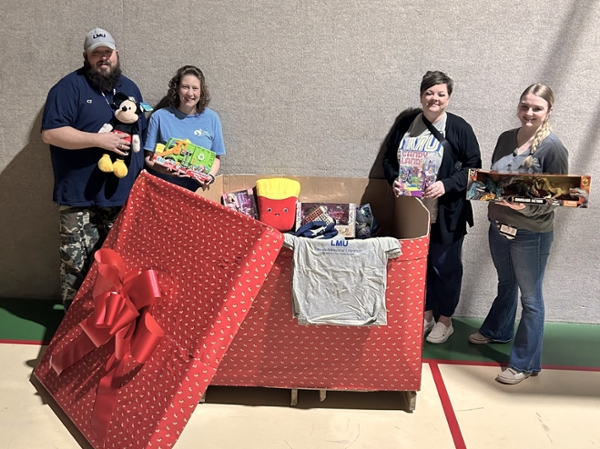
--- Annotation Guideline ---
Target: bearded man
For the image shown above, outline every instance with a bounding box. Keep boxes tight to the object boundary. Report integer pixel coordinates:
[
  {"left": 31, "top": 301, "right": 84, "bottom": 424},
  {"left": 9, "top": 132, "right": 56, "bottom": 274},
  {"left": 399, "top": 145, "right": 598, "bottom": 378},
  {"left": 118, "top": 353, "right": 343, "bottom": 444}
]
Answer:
[{"left": 41, "top": 28, "right": 147, "bottom": 309}]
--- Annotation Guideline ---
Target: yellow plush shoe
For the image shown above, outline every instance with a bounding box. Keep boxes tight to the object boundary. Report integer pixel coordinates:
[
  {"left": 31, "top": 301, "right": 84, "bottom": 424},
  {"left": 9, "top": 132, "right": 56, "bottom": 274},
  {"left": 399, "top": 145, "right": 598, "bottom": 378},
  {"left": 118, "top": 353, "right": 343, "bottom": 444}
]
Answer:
[
  {"left": 98, "top": 154, "right": 114, "bottom": 173},
  {"left": 112, "top": 158, "right": 128, "bottom": 178}
]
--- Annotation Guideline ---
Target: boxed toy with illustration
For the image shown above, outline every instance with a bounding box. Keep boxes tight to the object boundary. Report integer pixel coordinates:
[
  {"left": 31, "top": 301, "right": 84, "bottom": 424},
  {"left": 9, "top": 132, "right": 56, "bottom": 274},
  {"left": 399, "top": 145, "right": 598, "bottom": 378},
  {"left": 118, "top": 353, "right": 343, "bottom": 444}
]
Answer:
[
  {"left": 222, "top": 188, "right": 259, "bottom": 219},
  {"left": 466, "top": 169, "right": 591, "bottom": 208},
  {"left": 151, "top": 137, "right": 216, "bottom": 182},
  {"left": 295, "top": 202, "right": 357, "bottom": 238},
  {"left": 396, "top": 149, "right": 438, "bottom": 197}
]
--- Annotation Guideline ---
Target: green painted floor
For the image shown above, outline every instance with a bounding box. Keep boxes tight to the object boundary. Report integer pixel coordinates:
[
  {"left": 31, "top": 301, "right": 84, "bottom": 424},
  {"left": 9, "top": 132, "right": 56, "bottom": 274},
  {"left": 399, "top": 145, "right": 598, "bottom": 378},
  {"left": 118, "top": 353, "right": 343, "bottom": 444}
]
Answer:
[
  {"left": 0, "top": 298, "right": 65, "bottom": 344},
  {"left": 425, "top": 317, "right": 600, "bottom": 369},
  {"left": 1, "top": 298, "right": 599, "bottom": 369}
]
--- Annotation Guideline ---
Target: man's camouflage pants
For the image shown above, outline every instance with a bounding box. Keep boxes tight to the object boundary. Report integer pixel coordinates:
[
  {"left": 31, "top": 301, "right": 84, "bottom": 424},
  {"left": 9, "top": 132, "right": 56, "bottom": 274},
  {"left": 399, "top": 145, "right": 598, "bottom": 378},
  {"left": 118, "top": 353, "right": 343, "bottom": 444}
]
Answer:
[{"left": 59, "top": 206, "right": 122, "bottom": 309}]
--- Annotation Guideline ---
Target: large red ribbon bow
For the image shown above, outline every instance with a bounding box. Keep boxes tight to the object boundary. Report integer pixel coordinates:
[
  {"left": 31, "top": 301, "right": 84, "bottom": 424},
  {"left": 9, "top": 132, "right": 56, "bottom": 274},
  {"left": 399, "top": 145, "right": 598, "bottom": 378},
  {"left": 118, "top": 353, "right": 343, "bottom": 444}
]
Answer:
[{"left": 50, "top": 248, "right": 166, "bottom": 444}]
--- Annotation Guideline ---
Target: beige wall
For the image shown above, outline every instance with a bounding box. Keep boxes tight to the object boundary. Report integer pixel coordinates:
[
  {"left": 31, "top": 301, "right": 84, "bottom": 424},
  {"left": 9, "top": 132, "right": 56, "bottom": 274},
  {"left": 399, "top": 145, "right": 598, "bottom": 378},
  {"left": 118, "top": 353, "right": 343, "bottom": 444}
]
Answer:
[{"left": 1, "top": 0, "right": 599, "bottom": 322}]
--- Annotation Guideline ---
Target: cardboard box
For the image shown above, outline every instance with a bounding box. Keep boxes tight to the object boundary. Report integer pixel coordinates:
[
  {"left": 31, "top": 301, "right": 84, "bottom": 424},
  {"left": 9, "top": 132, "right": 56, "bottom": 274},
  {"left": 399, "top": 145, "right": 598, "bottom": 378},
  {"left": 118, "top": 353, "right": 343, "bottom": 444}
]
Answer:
[
  {"left": 202, "top": 175, "right": 429, "bottom": 241},
  {"left": 467, "top": 169, "right": 591, "bottom": 208},
  {"left": 200, "top": 175, "right": 430, "bottom": 394},
  {"left": 296, "top": 202, "right": 357, "bottom": 238}
]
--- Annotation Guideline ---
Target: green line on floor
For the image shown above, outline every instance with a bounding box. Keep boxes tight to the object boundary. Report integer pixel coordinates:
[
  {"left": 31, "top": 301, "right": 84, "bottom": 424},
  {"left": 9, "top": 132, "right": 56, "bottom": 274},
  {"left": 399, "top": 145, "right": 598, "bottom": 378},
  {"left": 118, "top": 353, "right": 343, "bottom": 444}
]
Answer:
[{"left": 1, "top": 299, "right": 599, "bottom": 369}]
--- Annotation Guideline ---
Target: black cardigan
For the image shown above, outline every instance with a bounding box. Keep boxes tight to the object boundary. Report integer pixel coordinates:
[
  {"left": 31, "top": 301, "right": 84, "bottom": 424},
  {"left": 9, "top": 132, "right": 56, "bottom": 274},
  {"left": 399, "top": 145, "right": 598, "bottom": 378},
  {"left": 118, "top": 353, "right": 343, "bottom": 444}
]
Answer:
[{"left": 382, "top": 110, "right": 482, "bottom": 245}]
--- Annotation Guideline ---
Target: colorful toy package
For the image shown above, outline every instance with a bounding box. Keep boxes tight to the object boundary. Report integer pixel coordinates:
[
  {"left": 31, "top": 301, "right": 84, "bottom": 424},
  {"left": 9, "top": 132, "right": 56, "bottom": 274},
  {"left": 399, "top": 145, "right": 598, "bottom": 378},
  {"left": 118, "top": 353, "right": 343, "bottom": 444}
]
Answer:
[
  {"left": 222, "top": 188, "right": 260, "bottom": 219},
  {"left": 397, "top": 149, "right": 438, "bottom": 197},
  {"left": 296, "top": 202, "right": 357, "bottom": 238},
  {"left": 466, "top": 169, "right": 592, "bottom": 208},
  {"left": 151, "top": 138, "right": 216, "bottom": 182}
]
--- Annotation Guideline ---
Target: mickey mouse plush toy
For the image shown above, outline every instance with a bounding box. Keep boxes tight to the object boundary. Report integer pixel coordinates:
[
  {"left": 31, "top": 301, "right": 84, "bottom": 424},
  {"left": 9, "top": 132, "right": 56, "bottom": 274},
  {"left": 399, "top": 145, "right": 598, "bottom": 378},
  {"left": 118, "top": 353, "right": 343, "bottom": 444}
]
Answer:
[{"left": 98, "top": 92, "right": 142, "bottom": 178}]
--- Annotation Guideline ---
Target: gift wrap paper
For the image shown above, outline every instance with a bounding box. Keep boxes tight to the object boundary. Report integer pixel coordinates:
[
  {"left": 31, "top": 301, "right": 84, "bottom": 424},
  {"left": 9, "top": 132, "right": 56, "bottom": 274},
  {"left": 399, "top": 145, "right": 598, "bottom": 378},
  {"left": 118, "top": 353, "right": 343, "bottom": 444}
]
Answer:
[
  {"left": 33, "top": 171, "right": 284, "bottom": 449},
  {"left": 212, "top": 238, "right": 428, "bottom": 392}
]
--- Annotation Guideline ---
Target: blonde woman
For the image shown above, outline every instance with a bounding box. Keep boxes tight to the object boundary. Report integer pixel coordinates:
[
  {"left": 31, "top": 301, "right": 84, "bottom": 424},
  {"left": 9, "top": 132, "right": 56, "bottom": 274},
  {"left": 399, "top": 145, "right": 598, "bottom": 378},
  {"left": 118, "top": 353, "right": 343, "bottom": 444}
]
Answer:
[{"left": 469, "top": 84, "right": 568, "bottom": 385}]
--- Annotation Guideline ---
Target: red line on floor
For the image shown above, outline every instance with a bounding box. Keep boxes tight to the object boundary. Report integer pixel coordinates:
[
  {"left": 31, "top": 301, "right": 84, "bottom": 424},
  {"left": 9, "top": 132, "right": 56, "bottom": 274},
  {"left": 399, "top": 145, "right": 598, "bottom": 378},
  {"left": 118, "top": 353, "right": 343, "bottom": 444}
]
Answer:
[
  {"left": 0, "top": 339, "right": 49, "bottom": 345},
  {"left": 425, "top": 359, "right": 500, "bottom": 367},
  {"left": 424, "top": 358, "right": 600, "bottom": 372},
  {"left": 429, "top": 362, "right": 467, "bottom": 449}
]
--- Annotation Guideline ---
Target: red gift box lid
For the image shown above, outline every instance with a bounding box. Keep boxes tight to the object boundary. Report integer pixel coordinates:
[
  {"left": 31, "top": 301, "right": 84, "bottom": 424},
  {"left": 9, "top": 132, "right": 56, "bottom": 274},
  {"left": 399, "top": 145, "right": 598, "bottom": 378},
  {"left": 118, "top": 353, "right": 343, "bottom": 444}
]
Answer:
[{"left": 33, "top": 171, "right": 284, "bottom": 449}]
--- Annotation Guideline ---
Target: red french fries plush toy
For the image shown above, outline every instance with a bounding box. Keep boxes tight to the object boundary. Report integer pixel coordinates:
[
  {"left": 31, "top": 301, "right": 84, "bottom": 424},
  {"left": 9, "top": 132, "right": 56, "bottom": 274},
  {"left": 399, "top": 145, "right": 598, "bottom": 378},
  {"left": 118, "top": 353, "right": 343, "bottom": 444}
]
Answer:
[{"left": 255, "top": 178, "right": 301, "bottom": 232}]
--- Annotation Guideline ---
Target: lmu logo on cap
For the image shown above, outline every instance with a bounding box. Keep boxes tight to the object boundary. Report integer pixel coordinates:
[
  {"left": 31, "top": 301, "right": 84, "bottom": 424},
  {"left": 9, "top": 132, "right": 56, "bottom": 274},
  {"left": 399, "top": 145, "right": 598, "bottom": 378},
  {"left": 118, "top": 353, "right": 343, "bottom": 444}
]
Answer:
[{"left": 84, "top": 27, "right": 116, "bottom": 53}]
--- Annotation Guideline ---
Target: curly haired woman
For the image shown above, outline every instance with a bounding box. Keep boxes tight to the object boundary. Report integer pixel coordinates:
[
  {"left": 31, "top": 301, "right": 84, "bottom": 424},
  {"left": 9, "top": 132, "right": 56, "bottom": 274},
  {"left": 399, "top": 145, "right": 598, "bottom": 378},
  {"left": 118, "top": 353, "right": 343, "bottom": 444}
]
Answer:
[{"left": 144, "top": 65, "right": 225, "bottom": 191}]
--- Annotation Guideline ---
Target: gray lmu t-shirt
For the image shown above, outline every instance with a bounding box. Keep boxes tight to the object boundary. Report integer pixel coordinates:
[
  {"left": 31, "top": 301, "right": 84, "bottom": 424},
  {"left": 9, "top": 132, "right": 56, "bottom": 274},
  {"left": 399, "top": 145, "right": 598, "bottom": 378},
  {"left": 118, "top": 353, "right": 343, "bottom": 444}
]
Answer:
[{"left": 283, "top": 235, "right": 402, "bottom": 326}]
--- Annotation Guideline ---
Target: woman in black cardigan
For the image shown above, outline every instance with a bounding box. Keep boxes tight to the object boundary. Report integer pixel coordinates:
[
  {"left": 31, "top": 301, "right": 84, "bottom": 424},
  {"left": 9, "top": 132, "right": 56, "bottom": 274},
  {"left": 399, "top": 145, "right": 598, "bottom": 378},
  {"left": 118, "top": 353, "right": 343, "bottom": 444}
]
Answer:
[{"left": 382, "top": 71, "right": 481, "bottom": 344}]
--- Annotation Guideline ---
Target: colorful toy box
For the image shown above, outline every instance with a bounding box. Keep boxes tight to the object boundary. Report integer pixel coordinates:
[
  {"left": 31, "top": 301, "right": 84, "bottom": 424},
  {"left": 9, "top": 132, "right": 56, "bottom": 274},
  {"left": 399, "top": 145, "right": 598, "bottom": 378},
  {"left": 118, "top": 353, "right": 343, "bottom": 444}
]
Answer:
[
  {"left": 396, "top": 149, "right": 438, "bottom": 197},
  {"left": 296, "top": 202, "right": 357, "bottom": 238},
  {"left": 466, "top": 169, "right": 592, "bottom": 208},
  {"left": 151, "top": 137, "right": 216, "bottom": 182},
  {"left": 222, "top": 188, "right": 259, "bottom": 219}
]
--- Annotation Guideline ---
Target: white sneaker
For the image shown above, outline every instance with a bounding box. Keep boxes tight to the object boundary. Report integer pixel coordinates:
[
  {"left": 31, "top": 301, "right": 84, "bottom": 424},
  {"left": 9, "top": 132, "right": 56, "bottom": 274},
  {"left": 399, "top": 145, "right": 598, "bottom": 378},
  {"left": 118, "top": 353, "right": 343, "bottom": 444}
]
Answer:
[
  {"left": 426, "top": 321, "right": 454, "bottom": 344},
  {"left": 423, "top": 318, "right": 435, "bottom": 335}
]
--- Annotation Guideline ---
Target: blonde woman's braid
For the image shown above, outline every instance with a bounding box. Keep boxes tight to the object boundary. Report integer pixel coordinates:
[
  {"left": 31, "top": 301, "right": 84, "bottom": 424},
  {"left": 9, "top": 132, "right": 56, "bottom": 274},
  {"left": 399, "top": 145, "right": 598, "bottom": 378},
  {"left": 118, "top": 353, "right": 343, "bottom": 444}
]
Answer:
[{"left": 521, "top": 119, "right": 551, "bottom": 169}]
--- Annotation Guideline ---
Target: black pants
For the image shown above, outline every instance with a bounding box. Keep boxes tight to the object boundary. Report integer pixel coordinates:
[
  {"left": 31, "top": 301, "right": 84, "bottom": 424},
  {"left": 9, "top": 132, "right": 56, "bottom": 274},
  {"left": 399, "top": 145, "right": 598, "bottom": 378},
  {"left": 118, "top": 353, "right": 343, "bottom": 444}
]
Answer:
[{"left": 425, "top": 233, "right": 465, "bottom": 318}]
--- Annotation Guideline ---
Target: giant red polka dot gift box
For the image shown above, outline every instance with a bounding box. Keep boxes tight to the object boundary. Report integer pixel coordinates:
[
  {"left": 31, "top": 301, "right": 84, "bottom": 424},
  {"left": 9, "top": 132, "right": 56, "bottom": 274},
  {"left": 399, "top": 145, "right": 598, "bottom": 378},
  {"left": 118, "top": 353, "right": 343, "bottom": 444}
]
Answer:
[
  {"left": 33, "top": 172, "right": 430, "bottom": 448},
  {"left": 211, "top": 238, "right": 428, "bottom": 394}
]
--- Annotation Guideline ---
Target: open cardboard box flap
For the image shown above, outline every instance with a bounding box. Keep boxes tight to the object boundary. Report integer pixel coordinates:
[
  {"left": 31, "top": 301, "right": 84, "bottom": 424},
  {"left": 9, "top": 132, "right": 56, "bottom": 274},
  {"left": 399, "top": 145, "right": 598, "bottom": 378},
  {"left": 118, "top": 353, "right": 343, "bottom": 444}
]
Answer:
[{"left": 200, "top": 174, "right": 430, "bottom": 240}]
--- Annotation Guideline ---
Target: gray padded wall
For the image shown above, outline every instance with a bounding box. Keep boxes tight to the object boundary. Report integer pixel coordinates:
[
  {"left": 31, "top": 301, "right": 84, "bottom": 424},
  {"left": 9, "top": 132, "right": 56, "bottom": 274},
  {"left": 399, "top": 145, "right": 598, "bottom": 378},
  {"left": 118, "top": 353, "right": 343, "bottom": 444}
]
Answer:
[{"left": 1, "top": 0, "right": 598, "bottom": 322}]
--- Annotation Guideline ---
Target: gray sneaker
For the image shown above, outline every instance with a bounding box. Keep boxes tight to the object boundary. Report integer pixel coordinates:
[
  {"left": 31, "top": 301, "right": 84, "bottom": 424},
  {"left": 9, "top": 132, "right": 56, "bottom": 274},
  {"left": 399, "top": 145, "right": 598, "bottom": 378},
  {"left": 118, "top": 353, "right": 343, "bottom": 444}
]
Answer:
[
  {"left": 496, "top": 368, "right": 533, "bottom": 385},
  {"left": 468, "top": 331, "right": 493, "bottom": 345},
  {"left": 426, "top": 322, "right": 454, "bottom": 344}
]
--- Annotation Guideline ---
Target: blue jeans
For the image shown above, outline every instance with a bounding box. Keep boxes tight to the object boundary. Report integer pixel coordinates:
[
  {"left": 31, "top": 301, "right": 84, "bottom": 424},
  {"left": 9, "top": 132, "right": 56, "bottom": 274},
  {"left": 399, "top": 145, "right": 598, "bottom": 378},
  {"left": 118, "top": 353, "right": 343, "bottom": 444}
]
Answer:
[
  {"left": 479, "top": 221, "right": 553, "bottom": 374},
  {"left": 426, "top": 234, "right": 465, "bottom": 317}
]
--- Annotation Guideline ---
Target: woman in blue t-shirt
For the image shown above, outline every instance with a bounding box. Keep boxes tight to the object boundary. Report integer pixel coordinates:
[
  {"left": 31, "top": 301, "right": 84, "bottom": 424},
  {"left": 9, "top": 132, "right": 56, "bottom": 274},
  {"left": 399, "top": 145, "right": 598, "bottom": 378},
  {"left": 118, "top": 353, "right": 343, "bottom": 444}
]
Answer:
[{"left": 144, "top": 65, "right": 226, "bottom": 191}]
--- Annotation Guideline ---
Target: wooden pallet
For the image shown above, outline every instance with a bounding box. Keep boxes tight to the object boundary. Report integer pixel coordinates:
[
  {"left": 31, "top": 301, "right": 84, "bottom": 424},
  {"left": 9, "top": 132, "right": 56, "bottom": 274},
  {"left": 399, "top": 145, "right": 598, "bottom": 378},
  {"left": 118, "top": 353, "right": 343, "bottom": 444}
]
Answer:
[{"left": 201, "top": 388, "right": 418, "bottom": 412}]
